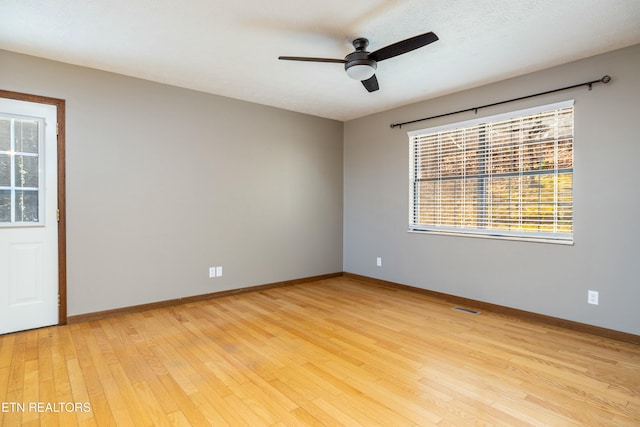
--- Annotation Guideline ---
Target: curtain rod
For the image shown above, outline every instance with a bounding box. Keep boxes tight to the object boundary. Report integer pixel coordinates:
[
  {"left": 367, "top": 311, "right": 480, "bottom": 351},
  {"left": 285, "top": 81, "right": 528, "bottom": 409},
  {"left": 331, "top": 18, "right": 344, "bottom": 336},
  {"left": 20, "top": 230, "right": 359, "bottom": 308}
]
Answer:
[{"left": 389, "top": 75, "right": 611, "bottom": 129}]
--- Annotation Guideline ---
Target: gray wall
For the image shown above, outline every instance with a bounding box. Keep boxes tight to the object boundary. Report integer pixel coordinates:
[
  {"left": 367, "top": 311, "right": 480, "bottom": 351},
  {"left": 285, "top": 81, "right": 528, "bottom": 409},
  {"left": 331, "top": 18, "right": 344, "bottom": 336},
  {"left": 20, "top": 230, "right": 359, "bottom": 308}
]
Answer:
[
  {"left": 1, "top": 50, "right": 344, "bottom": 316},
  {"left": 344, "top": 44, "right": 640, "bottom": 335}
]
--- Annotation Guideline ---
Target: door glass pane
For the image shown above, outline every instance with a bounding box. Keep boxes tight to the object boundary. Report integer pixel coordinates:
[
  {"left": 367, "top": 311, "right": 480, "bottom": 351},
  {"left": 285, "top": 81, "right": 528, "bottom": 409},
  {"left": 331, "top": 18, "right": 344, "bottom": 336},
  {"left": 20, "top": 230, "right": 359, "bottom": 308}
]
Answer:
[
  {"left": 0, "top": 118, "right": 10, "bottom": 151},
  {"left": 14, "top": 155, "right": 39, "bottom": 187},
  {"left": 0, "top": 190, "right": 10, "bottom": 222},
  {"left": 14, "top": 190, "right": 38, "bottom": 222},
  {"left": 0, "top": 115, "right": 43, "bottom": 225},
  {"left": 15, "top": 120, "right": 39, "bottom": 153},
  {"left": 0, "top": 154, "right": 9, "bottom": 186}
]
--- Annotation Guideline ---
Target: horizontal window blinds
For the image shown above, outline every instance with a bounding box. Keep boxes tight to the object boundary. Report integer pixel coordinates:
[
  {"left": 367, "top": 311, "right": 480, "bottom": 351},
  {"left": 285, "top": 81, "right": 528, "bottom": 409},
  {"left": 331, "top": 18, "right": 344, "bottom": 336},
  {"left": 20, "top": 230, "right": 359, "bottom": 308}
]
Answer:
[{"left": 409, "top": 101, "right": 574, "bottom": 242}]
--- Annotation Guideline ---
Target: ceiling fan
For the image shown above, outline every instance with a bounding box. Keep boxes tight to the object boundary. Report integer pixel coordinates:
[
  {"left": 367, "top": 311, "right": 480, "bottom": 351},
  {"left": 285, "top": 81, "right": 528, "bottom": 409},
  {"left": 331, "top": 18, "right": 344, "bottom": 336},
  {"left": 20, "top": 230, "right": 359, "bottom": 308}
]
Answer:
[{"left": 278, "top": 31, "right": 439, "bottom": 93}]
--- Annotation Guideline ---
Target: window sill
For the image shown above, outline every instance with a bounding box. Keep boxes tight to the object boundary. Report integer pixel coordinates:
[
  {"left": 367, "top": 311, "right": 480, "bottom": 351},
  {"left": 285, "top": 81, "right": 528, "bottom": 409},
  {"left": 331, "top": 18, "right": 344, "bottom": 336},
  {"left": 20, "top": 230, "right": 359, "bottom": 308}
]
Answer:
[{"left": 408, "top": 229, "right": 574, "bottom": 245}]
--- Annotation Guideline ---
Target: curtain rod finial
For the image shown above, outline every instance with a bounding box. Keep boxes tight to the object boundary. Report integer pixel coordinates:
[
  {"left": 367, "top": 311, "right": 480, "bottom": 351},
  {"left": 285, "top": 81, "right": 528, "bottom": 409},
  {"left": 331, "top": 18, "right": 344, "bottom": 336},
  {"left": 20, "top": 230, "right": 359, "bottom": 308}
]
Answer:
[{"left": 601, "top": 75, "right": 611, "bottom": 84}]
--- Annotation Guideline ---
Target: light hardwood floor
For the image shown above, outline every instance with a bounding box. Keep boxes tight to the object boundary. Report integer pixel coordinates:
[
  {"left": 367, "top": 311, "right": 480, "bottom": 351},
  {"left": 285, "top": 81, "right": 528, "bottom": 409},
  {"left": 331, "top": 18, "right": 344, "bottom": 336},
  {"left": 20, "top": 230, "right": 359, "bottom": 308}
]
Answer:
[{"left": 1, "top": 277, "right": 639, "bottom": 426}]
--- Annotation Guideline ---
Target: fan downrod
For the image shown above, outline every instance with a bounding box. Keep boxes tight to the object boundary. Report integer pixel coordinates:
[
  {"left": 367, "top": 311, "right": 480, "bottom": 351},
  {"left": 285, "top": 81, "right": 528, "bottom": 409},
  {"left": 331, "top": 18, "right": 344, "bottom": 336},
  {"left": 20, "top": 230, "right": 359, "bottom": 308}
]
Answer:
[{"left": 352, "top": 38, "right": 369, "bottom": 51}]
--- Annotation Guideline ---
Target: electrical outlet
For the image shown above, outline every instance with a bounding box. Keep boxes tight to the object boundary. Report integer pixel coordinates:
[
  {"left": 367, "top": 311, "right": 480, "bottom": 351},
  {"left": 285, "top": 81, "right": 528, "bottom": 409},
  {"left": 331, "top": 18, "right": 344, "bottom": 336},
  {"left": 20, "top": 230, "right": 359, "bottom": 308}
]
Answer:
[
  {"left": 209, "top": 267, "right": 217, "bottom": 278},
  {"left": 216, "top": 266, "right": 223, "bottom": 277},
  {"left": 376, "top": 257, "right": 382, "bottom": 267},
  {"left": 588, "top": 290, "right": 599, "bottom": 305}
]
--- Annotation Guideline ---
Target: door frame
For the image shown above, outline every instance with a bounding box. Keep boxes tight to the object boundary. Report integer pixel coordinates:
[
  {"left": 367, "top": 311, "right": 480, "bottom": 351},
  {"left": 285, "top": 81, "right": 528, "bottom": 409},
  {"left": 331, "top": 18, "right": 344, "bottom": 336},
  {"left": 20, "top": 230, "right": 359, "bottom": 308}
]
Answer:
[{"left": 0, "top": 89, "right": 67, "bottom": 325}]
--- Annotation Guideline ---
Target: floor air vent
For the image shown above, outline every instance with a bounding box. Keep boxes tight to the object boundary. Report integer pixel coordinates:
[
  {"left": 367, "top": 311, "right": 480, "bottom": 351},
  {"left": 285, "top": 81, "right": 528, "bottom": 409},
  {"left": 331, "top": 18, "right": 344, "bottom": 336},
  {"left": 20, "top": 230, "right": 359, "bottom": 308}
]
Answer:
[{"left": 452, "top": 306, "right": 480, "bottom": 315}]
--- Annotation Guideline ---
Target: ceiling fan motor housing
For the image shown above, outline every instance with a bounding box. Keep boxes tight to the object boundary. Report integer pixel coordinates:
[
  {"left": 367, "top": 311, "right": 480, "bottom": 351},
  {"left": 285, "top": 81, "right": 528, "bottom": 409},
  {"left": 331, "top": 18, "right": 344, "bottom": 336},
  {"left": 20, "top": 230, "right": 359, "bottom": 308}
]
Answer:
[{"left": 344, "top": 47, "right": 377, "bottom": 81}]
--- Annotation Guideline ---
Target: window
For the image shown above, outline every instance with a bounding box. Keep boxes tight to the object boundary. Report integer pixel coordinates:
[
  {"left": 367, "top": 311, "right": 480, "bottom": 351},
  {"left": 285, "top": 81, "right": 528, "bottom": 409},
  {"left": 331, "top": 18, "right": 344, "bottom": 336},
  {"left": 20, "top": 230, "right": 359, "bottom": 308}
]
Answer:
[
  {"left": 409, "top": 101, "right": 573, "bottom": 243},
  {"left": 0, "top": 115, "right": 43, "bottom": 225}
]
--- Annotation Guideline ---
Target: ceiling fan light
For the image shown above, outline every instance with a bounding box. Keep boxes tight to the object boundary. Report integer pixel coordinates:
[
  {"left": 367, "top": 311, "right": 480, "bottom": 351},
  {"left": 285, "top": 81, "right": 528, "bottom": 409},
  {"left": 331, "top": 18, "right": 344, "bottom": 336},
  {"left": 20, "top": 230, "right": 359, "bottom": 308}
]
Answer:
[{"left": 345, "top": 63, "right": 376, "bottom": 81}]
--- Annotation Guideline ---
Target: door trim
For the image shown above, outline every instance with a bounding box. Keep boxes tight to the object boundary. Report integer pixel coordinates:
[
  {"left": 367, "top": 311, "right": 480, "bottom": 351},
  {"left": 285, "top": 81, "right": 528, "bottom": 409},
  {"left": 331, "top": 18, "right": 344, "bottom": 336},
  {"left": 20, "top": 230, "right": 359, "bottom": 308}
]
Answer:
[{"left": 0, "top": 89, "right": 67, "bottom": 325}]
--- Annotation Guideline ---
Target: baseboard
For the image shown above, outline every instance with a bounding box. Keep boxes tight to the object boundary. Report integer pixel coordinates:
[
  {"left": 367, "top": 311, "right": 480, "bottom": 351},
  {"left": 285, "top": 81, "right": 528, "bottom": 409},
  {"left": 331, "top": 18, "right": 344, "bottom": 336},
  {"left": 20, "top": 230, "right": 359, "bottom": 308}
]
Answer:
[
  {"left": 343, "top": 272, "right": 640, "bottom": 346},
  {"left": 67, "top": 272, "right": 343, "bottom": 324}
]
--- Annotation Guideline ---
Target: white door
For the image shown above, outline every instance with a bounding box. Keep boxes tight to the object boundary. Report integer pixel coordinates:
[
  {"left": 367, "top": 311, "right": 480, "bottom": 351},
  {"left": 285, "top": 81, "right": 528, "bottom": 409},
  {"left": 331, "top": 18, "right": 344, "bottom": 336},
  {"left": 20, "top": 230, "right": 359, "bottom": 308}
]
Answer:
[{"left": 0, "top": 98, "right": 58, "bottom": 334}]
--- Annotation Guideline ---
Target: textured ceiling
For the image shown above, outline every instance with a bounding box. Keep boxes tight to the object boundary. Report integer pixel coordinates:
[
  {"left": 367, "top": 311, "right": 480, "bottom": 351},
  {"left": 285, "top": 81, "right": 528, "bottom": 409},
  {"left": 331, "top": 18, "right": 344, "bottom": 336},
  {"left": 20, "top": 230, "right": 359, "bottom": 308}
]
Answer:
[{"left": 1, "top": 0, "right": 640, "bottom": 121}]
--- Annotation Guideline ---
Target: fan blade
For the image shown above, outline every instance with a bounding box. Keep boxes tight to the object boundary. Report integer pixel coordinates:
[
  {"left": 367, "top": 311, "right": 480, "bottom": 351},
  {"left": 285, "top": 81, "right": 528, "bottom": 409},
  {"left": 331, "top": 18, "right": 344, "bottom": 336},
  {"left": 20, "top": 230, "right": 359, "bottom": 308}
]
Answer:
[
  {"left": 368, "top": 31, "right": 438, "bottom": 62},
  {"left": 278, "top": 56, "right": 346, "bottom": 63},
  {"left": 361, "top": 75, "right": 379, "bottom": 92}
]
